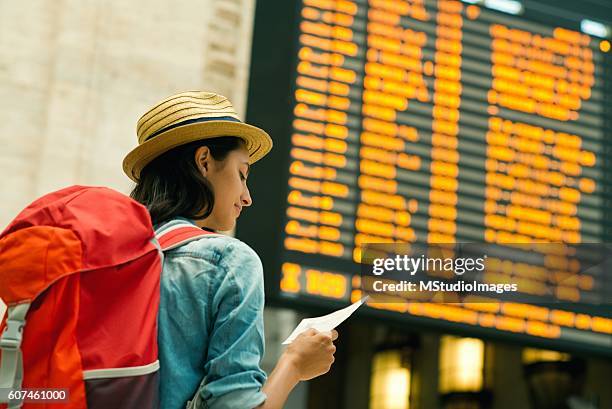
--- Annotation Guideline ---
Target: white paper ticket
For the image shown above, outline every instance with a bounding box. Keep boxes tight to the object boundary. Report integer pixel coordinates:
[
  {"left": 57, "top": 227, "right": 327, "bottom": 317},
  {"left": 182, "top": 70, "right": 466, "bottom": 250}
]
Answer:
[{"left": 282, "top": 296, "right": 369, "bottom": 345}]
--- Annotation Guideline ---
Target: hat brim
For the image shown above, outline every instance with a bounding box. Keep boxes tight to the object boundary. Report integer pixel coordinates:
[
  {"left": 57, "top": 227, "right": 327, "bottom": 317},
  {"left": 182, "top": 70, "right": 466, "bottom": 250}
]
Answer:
[{"left": 123, "top": 120, "right": 273, "bottom": 182}]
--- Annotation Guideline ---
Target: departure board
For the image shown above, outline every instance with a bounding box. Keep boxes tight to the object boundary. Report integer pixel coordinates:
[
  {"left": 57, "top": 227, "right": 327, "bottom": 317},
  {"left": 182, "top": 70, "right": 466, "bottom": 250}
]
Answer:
[{"left": 243, "top": 0, "right": 612, "bottom": 356}]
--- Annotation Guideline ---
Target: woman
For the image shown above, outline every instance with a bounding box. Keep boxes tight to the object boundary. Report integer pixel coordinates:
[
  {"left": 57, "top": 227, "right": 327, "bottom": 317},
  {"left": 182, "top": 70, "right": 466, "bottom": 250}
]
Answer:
[{"left": 122, "top": 91, "right": 337, "bottom": 409}]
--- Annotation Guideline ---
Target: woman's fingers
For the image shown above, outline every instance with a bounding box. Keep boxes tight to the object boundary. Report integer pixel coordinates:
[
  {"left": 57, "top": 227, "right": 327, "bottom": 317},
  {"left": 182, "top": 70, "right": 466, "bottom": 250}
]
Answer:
[
  {"left": 298, "top": 328, "right": 338, "bottom": 344},
  {"left": 302, "top": 328, "right": 318, "bottom": 337},
  {"left": 330, "top": 329, "right": 339, "bottom": 341}
]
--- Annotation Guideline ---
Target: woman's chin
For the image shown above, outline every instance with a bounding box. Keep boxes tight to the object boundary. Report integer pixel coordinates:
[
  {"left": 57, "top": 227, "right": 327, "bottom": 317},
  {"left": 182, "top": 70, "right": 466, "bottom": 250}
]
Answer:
[{"left": 218, "top": 219, "right": 237, "bottom": 233}]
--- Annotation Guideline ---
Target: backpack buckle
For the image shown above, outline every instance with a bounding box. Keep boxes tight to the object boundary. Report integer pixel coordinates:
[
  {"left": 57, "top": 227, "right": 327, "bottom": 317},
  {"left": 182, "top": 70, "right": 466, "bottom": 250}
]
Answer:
[{"left": 0, "top": 319, "right": 24, "bottom": 350}]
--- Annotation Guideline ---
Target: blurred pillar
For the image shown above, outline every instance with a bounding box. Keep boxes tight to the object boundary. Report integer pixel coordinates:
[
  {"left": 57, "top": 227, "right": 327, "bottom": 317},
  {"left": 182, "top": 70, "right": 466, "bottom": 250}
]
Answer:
[
  {"left": 262, "top": 307, "right": 307, "bottom": 409},
  {"left": 490, "top": 343, "right": 529, "bottom": 409},
  {"left": 410, "top": 333, "right": 440, "bottom": 409}
]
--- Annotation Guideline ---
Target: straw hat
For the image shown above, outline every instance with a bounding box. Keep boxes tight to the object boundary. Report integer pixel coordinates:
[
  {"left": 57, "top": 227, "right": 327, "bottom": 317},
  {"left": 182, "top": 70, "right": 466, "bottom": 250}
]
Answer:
[{"left": 123, "top": 91, "right": 273, "bottom": 182}]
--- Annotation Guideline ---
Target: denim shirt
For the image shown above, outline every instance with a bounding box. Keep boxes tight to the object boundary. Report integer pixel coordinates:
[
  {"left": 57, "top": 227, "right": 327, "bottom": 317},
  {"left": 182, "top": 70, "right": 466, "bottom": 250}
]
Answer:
[{"left": 155, "top": 217, "right": 268, "bottom": 409}]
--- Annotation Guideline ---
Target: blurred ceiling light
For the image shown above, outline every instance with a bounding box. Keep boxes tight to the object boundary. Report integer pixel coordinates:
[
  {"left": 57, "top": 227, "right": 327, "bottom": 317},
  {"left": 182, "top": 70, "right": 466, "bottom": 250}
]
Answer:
[
  {"left": 522, "top": 348, "right": 571, "bottom": 364},
  {"left": 581, "top": 19, "right": 610, "bottom": 38},
  {"left": 439, "top": 336, "right": 485, "bottom": 394},
  {"left": 484, "top": 0, "right": 523, "bottom": 15},
  {"left": 370, "top": 349, "right": 411, "bottom": 409}
]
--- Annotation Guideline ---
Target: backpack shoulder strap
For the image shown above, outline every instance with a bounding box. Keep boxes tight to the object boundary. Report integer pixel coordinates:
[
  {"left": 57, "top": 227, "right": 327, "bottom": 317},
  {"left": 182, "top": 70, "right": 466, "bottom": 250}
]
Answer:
[
  {"left": 0, "top": 303, "right": 30, "bottom": 407},
  {"left": 155, "top": 222, "right": 220, "bottom": 252}
]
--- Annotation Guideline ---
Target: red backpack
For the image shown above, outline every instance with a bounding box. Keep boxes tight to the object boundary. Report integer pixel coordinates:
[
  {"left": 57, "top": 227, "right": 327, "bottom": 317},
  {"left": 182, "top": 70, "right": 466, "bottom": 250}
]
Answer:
[{"left": 0, "top": 185, "right": 212, "bottom": 408}]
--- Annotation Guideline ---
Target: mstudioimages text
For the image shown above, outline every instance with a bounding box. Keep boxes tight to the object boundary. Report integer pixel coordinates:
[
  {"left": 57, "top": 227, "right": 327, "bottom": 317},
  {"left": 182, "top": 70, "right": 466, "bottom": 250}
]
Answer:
[{"left": 372, "top": 280, "right": 519, "bottom": 294}]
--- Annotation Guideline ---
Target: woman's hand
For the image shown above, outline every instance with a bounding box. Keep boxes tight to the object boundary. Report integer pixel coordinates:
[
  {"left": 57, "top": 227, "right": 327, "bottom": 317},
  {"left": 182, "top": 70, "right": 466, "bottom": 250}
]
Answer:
[
  {"left": 284, "top": 329, "right": 339, "bottom": 381},
  {"left": 258, "top": 329, "right": 339, "bottom": 409}
]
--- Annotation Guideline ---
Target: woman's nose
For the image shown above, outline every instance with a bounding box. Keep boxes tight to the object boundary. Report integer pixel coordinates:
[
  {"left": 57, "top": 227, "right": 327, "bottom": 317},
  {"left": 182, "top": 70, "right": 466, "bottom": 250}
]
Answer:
[{"left": 241, "top": 187, "right": 253, "bottom": 207}]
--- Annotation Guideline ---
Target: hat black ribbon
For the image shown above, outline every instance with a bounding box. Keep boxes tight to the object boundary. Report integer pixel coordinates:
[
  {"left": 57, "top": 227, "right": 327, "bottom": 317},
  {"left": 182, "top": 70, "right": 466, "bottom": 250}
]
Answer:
[{"left": 145, "top": 116, "right": 242, "bottom": 142}]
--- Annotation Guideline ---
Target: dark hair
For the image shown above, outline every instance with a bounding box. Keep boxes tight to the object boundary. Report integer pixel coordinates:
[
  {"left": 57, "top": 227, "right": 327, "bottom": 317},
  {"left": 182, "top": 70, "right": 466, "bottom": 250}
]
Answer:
[{"left": 130, "top": 136, "right": 244, "bottom": 226}]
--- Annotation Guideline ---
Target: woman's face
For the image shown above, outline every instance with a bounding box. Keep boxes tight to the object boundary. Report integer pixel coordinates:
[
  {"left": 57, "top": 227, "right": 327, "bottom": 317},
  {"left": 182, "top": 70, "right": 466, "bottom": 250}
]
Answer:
[{"left": 195, "top": 144, "right": 252, "bottom": 231}]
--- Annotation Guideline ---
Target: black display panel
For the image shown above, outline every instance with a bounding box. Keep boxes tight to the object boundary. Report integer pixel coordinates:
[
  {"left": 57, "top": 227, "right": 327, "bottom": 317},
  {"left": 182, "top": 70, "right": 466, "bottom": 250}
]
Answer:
[{"left": 240, "top": 0, "right": 612, "bottom": 356}]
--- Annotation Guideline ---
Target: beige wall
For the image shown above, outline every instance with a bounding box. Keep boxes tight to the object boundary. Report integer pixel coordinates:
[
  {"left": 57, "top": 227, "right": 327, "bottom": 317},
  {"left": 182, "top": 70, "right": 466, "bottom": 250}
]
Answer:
[{"left": 0, "top": 0, "right": 255, "bottom": 227}]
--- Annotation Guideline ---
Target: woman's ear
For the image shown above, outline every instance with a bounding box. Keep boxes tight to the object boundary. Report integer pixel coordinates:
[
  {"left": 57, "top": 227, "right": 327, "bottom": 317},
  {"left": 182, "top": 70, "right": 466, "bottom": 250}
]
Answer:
[{"left": 195, "top": 146, "right": 211, "bottom": 176}]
